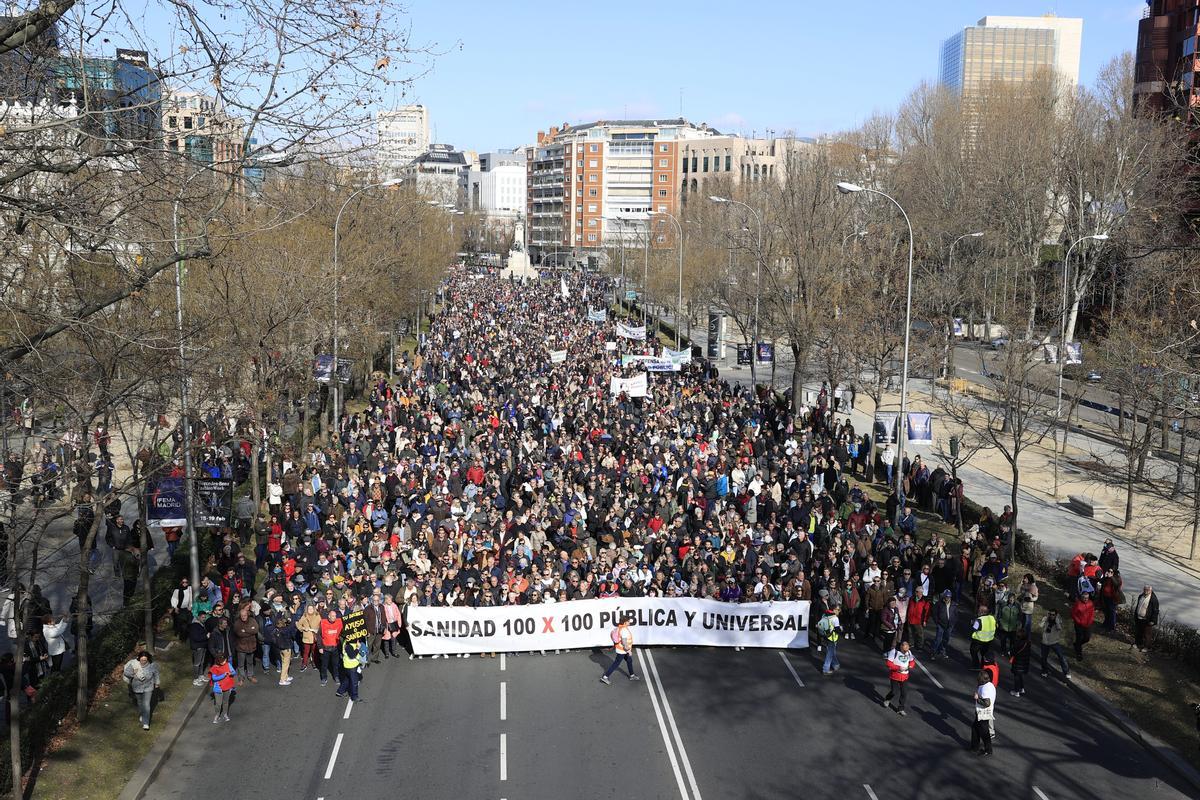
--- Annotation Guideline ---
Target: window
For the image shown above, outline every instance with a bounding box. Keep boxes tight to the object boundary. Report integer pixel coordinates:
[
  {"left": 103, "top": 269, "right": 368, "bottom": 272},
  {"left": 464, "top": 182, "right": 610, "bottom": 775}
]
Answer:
[
  {"left": 577, "top": 159, "right": 583, "bottom": 167},
  {"left": 660, "top": 144, "right": 668, "bottom": 152},
  {"left": 588, "top": 203, "right": 598, "bottom": 212},
  {"left": 703, "top": 157, "right": 709, "bottom": 173},
  {"left": 658, "top": 205, "right": 667, "bottom": 212},
  {"left": 683, "top": 158, "right": 689, "bottom": 174},
  {"left": 691, "top": 156, "right": 697, "bottom": 172},
  {"left": 588, "top": 233, "right": 597, "bottom": 242},
  {"left": 656, "top": 235, "right": 666, "bottom": 243},
  {"left": 588, "top": 159, "right": 598, "bottom": 168},
  {"left": 577, "top": 188, "right": 584, "bottom": 196},
  {"left": 589, "top": 144, "right": 598, "bottom": 152},
  {"left": 589, "top": 174, "right": 598, "bottom": 183},
  {"left": 725, "top": 155, "right": 731, "bottom": 171},
  {"left": 658, "top": 189, "right": 668, "bottom": 197},
  {"left": 588, "top": 218, "right": 597, "bottom": 227},
  {"left": 577, "top": 204, "right": 583, "bottom": 212},
  {"left": 168, "top": 116, "right": 177, "bottom": 128},
  {"left": 576, "top": 233, "right": 583, "bottom": 241},
  {"left": 588, "top": 188, "right": 598, "bottom": 197},
  {"left": 658, "top": 159, "right": 668, "bottom": 168},
  {"left": 577, "top": 174, "right": 583, "bottom": 182},
  {"left": 183, "top": 116, "right": 193, "bottom": 129},
  {"left": 658, "top": 174, "right": 668, "bottom": 182}
]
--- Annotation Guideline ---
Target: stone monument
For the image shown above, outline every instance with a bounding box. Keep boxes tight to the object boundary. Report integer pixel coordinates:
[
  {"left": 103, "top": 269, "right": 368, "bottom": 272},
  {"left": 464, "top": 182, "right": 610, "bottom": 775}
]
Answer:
[{"left": 500, "top": 214, "right": 537, "bottom": 281}]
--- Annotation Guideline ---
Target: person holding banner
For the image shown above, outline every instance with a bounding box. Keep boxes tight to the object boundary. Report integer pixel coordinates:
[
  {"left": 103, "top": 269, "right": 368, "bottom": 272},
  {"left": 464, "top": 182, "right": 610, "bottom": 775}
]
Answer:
[{"left": 599, "top": 620, "right": 640, "bottom": 685}]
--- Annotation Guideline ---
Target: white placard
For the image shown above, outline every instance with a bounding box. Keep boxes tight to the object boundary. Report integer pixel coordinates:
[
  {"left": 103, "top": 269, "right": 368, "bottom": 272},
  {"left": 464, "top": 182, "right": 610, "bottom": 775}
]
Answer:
[
  {"left": 616, "top": 322, "right": 646, "bottom": 340},
  {"left": 549, "top": 349, "right": 567, "bottom": 364},
  {"left": 408, "top": 597, "right": 811, "bottom": 655},
  {"left": 587, "top": 308, "right": 607, "bottom": 323},
  {"left": 662, "top": 347, "right": 692, "bottom": 364},
  {"left": 610, "top": 372, "right": 649, "bottom": 397}
]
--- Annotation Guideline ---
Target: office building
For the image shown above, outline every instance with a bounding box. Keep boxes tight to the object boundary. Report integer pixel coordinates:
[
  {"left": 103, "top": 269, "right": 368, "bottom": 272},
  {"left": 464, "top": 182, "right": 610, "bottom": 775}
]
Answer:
[
  {"left": 45, "top": 48, "right": 161, "bottom": 143},
  {"left": 1134, "top": 0, "right": 1200, "bottom": 114},
  {"left": 376, "top": 104, "right": 430, "bottom": 178},
  {"left": 399, "top": 143, "right": 470, "bottom": 206},
  {"left": 162, "top": 88, "right": 245, "bottom": 171},
  {"left": 680, "top": 134, "right": 814, "bottom": 197},
  {"left": 466, "top": 149, "right": 527, "bottom": 225},
  {"left": 940, "top": 14, "right": 1083, "bottom": 99}
]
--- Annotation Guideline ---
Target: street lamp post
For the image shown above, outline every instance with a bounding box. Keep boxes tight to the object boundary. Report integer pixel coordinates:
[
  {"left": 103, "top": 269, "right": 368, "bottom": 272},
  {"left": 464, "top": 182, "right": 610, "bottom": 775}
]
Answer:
[
  {"left": 837, "top": 182, "right": 914, "bottom": 526},
  {"left": 650, "top": 211, "right": 684, "bottom": 350},
  {"left": 332, "top": 178, "right": 401, "bottom": 443},
  {"left": 710, "top": 196, "right": 764, "bottom": 386},
  {"left": 1053, "top": 233, "right": 1109, "bottom": 496}
]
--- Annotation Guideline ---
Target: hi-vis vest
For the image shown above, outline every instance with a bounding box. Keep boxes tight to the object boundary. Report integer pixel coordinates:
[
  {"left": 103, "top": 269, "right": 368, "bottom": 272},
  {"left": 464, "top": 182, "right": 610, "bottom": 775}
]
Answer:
[
  {"left": 817, "top": 614, "right": 839, "bottom": 643},
  {"left": 972, "top": 614, "right": 996, "bottom": 642},
  {"left": 342, "top": 644, "right": 361, "bottom": 669},
  {"left": 613, "top": 625, "right": 633, "bottom": 655}
]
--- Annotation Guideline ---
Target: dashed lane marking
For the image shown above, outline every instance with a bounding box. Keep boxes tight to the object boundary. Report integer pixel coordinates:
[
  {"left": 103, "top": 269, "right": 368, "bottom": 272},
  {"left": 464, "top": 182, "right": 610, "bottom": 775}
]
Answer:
[
  {"left": 778, "top": 652, "right": 805, "bottom": 688},
  {"left": 323, "top": 733, "right": 344, "bottom": 780}
]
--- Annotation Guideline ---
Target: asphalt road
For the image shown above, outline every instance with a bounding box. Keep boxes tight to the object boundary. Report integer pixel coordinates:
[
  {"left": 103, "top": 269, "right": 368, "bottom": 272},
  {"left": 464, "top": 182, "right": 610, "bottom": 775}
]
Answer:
[{"left": 143, "top": 636, "right": 1194, "bottom": 800}]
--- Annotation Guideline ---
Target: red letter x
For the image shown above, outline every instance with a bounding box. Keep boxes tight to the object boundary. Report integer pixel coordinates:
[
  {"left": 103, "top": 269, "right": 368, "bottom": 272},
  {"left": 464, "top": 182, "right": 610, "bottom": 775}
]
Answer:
[{"left": 542, "top": 617, "right": 555, "bottom": 633}]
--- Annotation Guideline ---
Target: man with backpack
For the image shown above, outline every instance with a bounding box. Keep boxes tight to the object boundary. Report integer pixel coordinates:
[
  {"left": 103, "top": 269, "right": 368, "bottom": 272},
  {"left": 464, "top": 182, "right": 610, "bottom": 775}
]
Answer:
[
  {"left": 817, "top": 605, "right": 842, "bottom": 674},
  {"left": 599, "top": 619, "right": 640, "bottom": 685}
]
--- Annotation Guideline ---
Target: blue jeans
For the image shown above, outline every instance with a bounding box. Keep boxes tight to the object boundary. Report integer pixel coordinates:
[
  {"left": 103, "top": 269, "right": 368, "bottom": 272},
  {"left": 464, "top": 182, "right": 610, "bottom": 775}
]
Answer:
[
  {"left": 1020, "top": 613, "right": 1033, "bottom": 635},
  {"left": 603, "top": 653, "right": 635, "bottom": 679},
  {"left": 886, "top": 464, "right": 894, "bottom": 485},
  {"left": 337, "top": 667, "right": 360, "bottom": 700},
  {"left": 822, "top": 641, "right": 840, "bottom": 673},
  {"left": 134, "top": 689, "right": 153, "bottom": 726},
  {"left": 1040, "top": 643, "right": 1070, "bottom": 677},
  {"left": 932, "top": 624, "right": 952, "bottom": 656},
  {"left": 262, "top": 644, "right": 274, "bottom": 671}
]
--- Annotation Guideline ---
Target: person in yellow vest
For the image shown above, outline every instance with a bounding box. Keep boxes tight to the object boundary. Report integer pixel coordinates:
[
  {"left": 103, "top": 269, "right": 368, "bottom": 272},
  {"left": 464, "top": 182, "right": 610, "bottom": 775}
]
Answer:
[
  {"left": 970, "top": 604, "right": 996, "bottom": 669},
  {"left": 336, "top": 637, "right": 363, "bottom": 702},
  {"left": 599, "top": 620, "right": 641, "bottom": 685}
]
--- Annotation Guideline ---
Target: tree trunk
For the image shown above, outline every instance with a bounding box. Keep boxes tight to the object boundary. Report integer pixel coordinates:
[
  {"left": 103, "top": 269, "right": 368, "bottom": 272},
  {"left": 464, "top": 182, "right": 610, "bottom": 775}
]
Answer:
[
  {"left": 1124, "top": 457, "right": 1135, "bottom": 530},
  {"left": 1009, "top": 460, "right": 1020, "bottom": 565},
  {"left": 1191, "top": 452, "right": 1200, "bottom": 560},
  {"left": 75, "top": 504, "right": 103, "bottom": 722},
  {"left": 10, "top": 531, "right": 41, "bottom": 793},
  {"left": 1174, "top": 415, "right": 1188, "bottom": 498},
  {"left": 789, "top": 343, "right": 804, "bottom": 415},
  {"left": 139, "top": 498, "right": 154, "bottom": 650},
  {"left": 250, "top": 443, "right": 262, "bottom": 516}
]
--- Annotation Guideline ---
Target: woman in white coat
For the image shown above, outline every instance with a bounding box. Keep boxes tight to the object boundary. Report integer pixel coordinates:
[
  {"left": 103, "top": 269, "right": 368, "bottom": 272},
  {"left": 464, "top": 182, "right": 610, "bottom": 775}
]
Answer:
[{"left": 42, "top": 614, "right": 70, "bottom": 672}]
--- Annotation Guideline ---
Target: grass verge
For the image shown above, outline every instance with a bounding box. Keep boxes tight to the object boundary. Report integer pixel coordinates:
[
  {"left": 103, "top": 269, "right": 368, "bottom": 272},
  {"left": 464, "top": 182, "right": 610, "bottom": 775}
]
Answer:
[{"left": 31, "top": 633, "right": 194, "bottom": 800}]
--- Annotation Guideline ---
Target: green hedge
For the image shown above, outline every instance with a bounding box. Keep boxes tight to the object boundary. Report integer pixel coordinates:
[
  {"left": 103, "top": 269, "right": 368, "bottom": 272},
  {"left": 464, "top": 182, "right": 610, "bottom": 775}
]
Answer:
[{"left": 0, "top": 537, "right": 203, "bottom": 794}]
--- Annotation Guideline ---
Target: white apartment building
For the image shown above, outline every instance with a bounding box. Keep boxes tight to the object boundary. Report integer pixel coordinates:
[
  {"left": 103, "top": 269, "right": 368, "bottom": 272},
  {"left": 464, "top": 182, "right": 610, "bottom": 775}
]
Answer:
[
  {"left": 399, "top": 143, "right": 469, "bottom": 207},
  {"left": 376, "top": 104, "right": 430, "bottom": 179},
  {"left": 465, "top": 149, "right": 527, "bottom": 224}
]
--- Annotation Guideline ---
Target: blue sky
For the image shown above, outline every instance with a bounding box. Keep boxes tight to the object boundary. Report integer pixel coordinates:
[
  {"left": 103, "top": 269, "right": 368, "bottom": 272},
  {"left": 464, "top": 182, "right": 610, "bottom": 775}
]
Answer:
[{"left": 395, "top": 0, "right": 1147, "bottom": 152}]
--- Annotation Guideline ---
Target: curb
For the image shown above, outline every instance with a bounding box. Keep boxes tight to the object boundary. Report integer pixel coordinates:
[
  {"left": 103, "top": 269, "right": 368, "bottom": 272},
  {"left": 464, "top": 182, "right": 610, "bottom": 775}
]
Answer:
[
  {"left": 1063, "top": 672, "right": 1200, "bottom": 795},
  {"left": 116, "top": 683, "right": 206, "bottom": 800}
]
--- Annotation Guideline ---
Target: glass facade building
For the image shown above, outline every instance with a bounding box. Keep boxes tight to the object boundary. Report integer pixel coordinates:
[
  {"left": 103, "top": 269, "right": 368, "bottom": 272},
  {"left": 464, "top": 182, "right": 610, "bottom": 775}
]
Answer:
[{"left": 940, "top": 26, "right": 1057, "bottom": 97}]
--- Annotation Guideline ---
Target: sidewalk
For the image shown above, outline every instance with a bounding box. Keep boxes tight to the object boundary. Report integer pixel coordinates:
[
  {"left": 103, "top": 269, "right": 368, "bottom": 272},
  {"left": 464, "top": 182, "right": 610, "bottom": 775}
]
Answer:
[{"left": 665, "top": 310, "right": 1200, "bottom": 629}]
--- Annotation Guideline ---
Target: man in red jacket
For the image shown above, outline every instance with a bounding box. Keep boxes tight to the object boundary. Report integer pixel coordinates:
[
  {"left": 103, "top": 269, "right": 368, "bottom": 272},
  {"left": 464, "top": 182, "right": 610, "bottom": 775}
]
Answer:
[
  {"left": 883, "top": 641, "right": 917, "bottom": 716},
  {"left": 1071, "top": 592, "right": 1096, "bottom": 660},
  {"left": 905, "top": 587, "right": 931, "bottom": 652}
]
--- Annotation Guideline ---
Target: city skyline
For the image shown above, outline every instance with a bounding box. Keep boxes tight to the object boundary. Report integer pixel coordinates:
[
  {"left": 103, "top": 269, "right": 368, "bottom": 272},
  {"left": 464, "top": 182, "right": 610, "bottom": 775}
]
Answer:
[{"left": 393, "top": 1, "right": 1144, "bottom": 152}]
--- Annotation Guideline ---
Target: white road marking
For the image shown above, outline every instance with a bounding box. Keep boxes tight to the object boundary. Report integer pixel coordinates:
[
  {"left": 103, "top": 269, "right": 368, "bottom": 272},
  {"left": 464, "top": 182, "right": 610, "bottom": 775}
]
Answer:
[
  {"left": 917, "top": 660, "right": 944, "bottom": 689},
  {"left": 778, "top": 652, "right": 805, "bottom": 688},
  {"left": 500, "top": 652, "right": 506, "bottom": 671},
  {"left": 500, "top": 733, "right": 508, "bottom": 781},
  {"left": 645, "top": 650, "right": 703, "bottom": 800},
  {"left": 1033, "top": 789, "right": 1050, "bottom": 800},
  {"left": 343, "top": 698, "right": 353, "bottom": 719},
  {"left": 864, "top": 785, "right": 880, "bottom": 800},
  {"left": 638, "top": 651, "right": 689, "bottom": 800},
  {"left": 323, "top": 733, "right": 344, "bottom": 780},
  {"left": 500, "top": 681, "right": 507, "bottom": 721}
]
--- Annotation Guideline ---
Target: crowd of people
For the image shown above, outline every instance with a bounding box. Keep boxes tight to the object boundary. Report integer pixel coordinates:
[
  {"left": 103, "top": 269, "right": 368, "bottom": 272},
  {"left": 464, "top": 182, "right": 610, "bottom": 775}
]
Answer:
[{"left": 0, "top": 268, "right": 1162, "bottom": 741}]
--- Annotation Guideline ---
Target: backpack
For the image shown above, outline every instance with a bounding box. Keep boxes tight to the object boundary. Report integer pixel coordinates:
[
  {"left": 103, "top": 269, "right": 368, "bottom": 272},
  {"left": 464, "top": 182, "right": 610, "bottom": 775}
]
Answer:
[{"left": 816, "top": 615, "right": 835, "bottom": 640}]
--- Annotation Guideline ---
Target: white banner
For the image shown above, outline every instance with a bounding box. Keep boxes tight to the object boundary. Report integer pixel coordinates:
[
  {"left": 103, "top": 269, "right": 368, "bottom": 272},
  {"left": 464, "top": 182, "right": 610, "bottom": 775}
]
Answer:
[
  {"left": 644, "top": 359, "right": 681, "bottom": 372},
  {"left": 549, "top": 349, "right": 567, "bottom": 364},
  {"left": 408, "top": 597, "right": 810, "bottom": 655},
  {"left": 662, "top": 347, "right": 692, "bottom": 364},
  {"left": 610, "top": 372, "right": 648, "bottom": 397},
  {"left": 621, "top": 354, "right": 659, "bottom": 367},
  {"left": 616, "top": 322, "right": 646, "bottom": 340},
  {"left": 587, "top": 307, "right": 607, "bottom": 323}
]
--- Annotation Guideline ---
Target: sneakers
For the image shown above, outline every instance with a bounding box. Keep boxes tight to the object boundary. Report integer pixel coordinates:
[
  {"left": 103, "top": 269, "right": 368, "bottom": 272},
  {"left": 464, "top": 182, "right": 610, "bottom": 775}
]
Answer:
[
  {"left": 1009, "top": 690, "right": 1022, "bottom": 697},
  {"left": 335, "top": 692, "right": 347, "bottom": 698},
  {"left": 320, "top": 679, "right": 328, "bottom": 687},
  {"left": 213, "top": 714, "right": 221, "bottom": 724},
  {"left": 600, "top": 675, "right": 611, "bottom": 685},
  {"left": 1064, "top": 674, "right": 1072, "bottom": 681},
  {"left": 1040, "top": 672, "right": 1049, "bottom": 678},
  {"left": 278, "top": 678, "right": 293, "bottom": 686},
  {"left": 822, "top": 670, "right": 833, "bottom": 676},
  {"left": 192, "top": 677, "right": 206, "bottom": 686},
  {"left": 897, "top": 709, "right": 907, "bottom": 717},
  {"left": 629, "top": 674, "right": 641, "bottom": 681},
  {"left": 299, "top": 665, "right": 308, "bottom": 672},
  {"left": 142, "top": 723, "right": 150, "bottom": 730},
  {"left": 221, "top": 714, "right": 230, "bottom": 722}
]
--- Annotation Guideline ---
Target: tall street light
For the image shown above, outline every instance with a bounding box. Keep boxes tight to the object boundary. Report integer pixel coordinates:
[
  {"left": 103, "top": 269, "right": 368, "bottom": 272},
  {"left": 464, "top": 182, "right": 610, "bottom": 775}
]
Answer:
[
  {"left": 1053, "top": 232, "right": 1109, "bottom": 496},
  {"left": 710, "top": 196, "right": 764, "bottom": 386},
  {"left": 946, "top": 231, "right": 983, "bottom": 373},
  {"left": 837, "top": 181, "right": 914, "bottom": 526},
  {"left": 333, "top": 178, "right": 402, "bottom": 442},
  {"left": 649, "top": 210, "right": 684, "bottom": 350}
]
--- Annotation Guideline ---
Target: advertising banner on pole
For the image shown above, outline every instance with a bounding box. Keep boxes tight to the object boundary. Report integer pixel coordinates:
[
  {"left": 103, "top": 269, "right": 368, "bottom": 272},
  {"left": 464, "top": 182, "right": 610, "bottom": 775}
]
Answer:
[
  {"left": 874, "top": 412, "right": 899, "bottom": 445},
  {"left": 906, "top": 412, "right": 933, "bottom": 444},
  {"left": 1042, "top": 344, "right": 1058, "bottom": 364},
  {"left": 953, "top": 318, "right": 964, "bottom": 337},
  {"left": 736, "top": 343, "right": 752, "bottom": 366},
  {"left": 146, "top": 477, "right": 186, "bottom": 528},
  {"left": 610, "top": 373, "right": 649, "bottom": 398},
  {"left": 408, "top": 597, "right": 810, "bottom": 655},
  {"left": 193, "top": 478, "right": 234, "bottom": 528},
  {"left": 706, "top": 311, "right": 725, "bottom": 359},
  {"left": 756, "top": 342, "right": 774, "bottom": 364},
  {"left": 1064, "top": 342, "right": 1082, "bottom": 365},
  {"left": 313, "top": 355, "right": 353, "bottom": 383}
]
